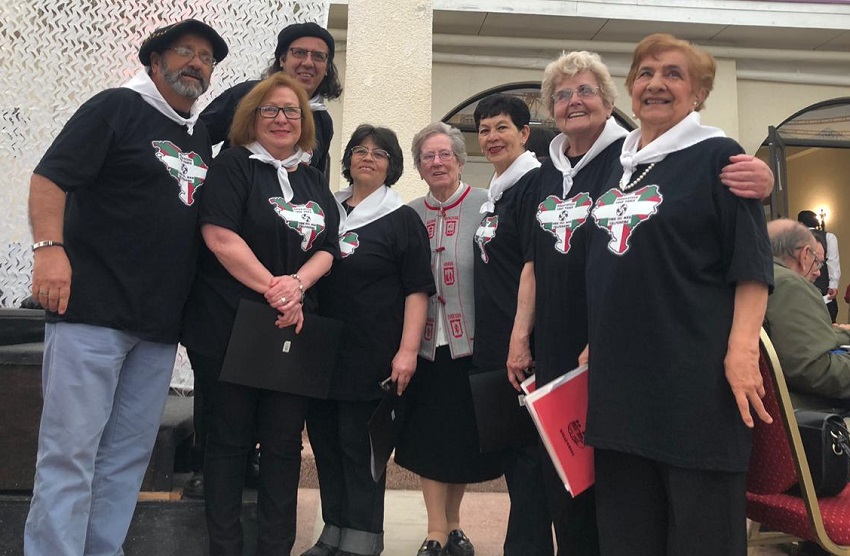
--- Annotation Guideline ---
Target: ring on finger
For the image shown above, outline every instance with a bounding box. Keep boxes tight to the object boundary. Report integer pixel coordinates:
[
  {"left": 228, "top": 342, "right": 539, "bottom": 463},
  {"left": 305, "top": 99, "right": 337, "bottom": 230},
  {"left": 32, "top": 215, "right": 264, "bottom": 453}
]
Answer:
[{"left": 280, "top": 296, "right": 287, "bottom": 304}]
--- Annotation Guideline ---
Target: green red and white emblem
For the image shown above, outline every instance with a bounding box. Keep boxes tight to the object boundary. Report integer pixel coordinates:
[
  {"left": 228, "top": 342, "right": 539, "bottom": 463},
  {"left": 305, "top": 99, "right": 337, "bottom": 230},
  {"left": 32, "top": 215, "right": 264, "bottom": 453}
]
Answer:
[
  {"left": 474, "top": 216, "right": 499, "bottom": 263},
  {"left": 339, "top": 231, "right": 360, "bottom": 258},
  {"left": 151, "top": 140, "right": 207, "bottom": 206},
  {"left": 591, "top": 185, "right": 663, "bottom": 255},
  {"left": 268, "top": 198, "right": 326, "bottom": 251},
  {"left": 536, "top": 192, "right": 592, "bottom": 254}
]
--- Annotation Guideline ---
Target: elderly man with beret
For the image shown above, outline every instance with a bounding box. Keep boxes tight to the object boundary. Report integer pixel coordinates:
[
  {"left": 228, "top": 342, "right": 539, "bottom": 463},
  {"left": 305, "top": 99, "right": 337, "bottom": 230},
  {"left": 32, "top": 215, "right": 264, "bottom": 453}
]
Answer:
[{"left": 24, "top": 19, "right": 227, "bottom": 556}]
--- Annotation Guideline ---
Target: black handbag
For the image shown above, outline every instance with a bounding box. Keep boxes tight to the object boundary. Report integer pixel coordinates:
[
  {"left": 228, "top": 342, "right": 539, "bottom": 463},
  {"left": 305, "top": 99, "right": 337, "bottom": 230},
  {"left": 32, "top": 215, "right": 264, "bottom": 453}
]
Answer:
[{"left": 794, "top": 409, "right": 850, "bottom": 497}]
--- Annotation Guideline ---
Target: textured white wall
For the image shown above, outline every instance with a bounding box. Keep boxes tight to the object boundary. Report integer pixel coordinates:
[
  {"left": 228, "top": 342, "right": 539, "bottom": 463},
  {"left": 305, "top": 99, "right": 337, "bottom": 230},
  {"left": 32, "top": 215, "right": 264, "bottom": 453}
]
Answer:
[{"left": 340, "top": 0, "right": 433, "bottom": 201}]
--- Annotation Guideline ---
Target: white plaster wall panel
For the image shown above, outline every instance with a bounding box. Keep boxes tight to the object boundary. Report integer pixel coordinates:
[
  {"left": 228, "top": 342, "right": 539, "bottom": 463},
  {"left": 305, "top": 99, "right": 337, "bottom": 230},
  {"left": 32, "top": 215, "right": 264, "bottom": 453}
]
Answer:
[{"left": 341, "top": 0, "right": 433, "bottom": 201}]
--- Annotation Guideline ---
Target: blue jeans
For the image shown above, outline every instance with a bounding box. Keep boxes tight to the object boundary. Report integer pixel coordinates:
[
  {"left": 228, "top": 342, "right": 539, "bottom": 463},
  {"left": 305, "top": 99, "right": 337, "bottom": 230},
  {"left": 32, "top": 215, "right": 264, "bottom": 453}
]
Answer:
[{"left": 24, "top": 322, "right": 176, "bottom": 556}]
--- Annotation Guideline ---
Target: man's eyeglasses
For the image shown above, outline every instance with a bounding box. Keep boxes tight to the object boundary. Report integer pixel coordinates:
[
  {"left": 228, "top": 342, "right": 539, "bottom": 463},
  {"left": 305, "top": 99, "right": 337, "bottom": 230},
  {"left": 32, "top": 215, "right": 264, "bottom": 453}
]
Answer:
[
  {"left": 288, "top": 47, "right": 329, "bottom": 63},
  {"left": 168, "top": 46, "right": 216, "bottom": 67},
  {"left": 256, "top": 105, "right": 302, "bottom": 119},
  {"left": 552, "top": 85, "right": 600, "bottom": 104},
  {"left": 351, "top": 146, "right": 390, "bottom": 161},
  {"left": 421, "top": 150, "right": 455, "bottom": 164}
]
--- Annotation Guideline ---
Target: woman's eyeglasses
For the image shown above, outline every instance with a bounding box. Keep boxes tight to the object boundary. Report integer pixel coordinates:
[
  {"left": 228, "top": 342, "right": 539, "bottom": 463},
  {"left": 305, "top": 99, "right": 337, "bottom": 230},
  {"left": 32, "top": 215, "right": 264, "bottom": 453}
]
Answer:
[
  {"left": 256, "top": 105, "right": 302, "bottom": 119},
  {"left": 351, "top": 146, "right": 390, "bottom": 161}
]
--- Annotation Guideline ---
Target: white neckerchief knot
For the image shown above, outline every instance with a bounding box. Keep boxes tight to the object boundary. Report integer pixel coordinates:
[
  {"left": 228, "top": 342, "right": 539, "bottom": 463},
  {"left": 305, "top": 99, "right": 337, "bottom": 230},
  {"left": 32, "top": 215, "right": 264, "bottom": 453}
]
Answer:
[
  {"left": 122, "top": 70, "right": 200, "bottom": 135},
  {"left": 480, "top": 150, "right": 540, "bottom": 213},
  {"left": 549, "top": 117, "right": 628, "bottom": 197},
  {"left": 619, "top": 112, "right": 725, "bottom": 184},
  {"left": 309, "top": 95, "right": 328, "bottom": 113},
  {"left": 335, "top": 185, "right": 404, "bottom": 234},
  {"left": 246, "top": 142, "right": 307, "bottom": 203}
]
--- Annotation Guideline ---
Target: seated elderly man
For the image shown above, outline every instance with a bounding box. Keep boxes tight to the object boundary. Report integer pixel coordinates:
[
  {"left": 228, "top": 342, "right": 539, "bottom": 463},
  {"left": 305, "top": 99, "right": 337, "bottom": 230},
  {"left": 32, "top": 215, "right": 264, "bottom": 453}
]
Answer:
[{"left": 766, "top": 219, "right": 850, "bottom": 409}]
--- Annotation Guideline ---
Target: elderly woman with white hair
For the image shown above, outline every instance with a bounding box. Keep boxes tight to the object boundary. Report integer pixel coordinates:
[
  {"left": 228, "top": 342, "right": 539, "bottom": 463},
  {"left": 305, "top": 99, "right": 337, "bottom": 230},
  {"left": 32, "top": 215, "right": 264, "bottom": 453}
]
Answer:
[{"left": 395, "top": 122, "right": 503, "bottom": 556}]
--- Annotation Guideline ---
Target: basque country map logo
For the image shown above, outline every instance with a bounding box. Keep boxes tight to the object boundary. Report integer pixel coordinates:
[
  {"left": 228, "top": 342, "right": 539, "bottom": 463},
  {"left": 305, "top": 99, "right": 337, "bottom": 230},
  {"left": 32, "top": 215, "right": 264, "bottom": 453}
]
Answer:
[
  {"left": 152, "top": 141, "right": 207, "bottom": 206},
  {"left": 536, "top": 192, "right": 592, "bottom": 254},
  {"left": 339, "top": 231, "right": 360, "bottom": 258},
  {"left": 269, "top": 199, "right": 326, "bottom": 251},
  {"left": 591, "top": 185, "right": 662, "bottom": 255},
  {"left": 474, "top": 216, "right": 498, "bottom": 263}
]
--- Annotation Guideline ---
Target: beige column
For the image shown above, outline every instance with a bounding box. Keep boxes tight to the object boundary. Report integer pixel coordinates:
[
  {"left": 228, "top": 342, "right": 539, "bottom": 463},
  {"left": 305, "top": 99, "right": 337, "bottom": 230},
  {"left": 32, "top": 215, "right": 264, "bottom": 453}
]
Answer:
[{"left": 341, "top": 0, "right": 433, "bottom": 200}]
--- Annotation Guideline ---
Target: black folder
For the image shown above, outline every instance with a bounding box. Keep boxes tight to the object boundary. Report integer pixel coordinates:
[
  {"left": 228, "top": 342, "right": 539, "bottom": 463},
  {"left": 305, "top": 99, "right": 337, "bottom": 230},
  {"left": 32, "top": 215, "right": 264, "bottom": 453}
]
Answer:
[
  {"left": 469, "top": 368, "right": 538, "bottom": 453},
  {"left": 368, "top": 382, "right": 400, "bottom": 482},
  {"left": 219, "top": 299, "right": 343, "bottom": 399}
]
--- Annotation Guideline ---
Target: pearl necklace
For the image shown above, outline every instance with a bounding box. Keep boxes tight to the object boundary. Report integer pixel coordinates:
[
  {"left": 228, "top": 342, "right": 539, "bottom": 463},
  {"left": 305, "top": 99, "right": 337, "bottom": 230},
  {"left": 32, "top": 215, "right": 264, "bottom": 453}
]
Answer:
[{"left": 620, "top": 162, "right": 656, "bottom": 192}]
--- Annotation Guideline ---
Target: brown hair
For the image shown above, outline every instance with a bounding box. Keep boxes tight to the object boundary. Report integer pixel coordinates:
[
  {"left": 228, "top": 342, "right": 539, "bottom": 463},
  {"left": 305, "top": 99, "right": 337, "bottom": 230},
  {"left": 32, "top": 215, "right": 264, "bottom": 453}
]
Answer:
[
  {"left": 228, "top": 72, "right": 316, "bottom": 151},
  {"left": 625, "top": 33, "right": 716, "bottom": 111}
]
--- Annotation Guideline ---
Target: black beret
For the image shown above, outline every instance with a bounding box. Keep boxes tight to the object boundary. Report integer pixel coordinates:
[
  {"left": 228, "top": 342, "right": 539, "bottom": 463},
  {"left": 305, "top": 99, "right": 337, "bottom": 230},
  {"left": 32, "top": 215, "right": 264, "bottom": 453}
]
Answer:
[
  {"left": 274, "top": 22, "right": 334, "bottom": 62},
  {"left": 139, "top": 19, "right": 228, "bottom": 66}
]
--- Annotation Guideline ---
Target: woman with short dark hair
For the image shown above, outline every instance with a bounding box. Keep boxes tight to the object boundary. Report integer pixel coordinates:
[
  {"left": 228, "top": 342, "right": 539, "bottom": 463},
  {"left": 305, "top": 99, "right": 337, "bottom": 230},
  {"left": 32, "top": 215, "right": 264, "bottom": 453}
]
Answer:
[{"left": 302, "top": 125, "right": 435, "bottom": 556}]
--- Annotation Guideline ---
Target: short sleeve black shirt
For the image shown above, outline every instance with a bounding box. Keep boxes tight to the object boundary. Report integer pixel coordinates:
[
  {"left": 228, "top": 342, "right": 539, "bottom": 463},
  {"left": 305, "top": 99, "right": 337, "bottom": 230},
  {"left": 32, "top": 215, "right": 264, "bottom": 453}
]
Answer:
[
  {"left": 35, "top": 88, "right": 213, "bottom": 342},
  {"left": 317, "top": 205, "right": 435, "bottom": 400},
  {"left": 181, "top": 146, "right": 340, "bottom": 359}
]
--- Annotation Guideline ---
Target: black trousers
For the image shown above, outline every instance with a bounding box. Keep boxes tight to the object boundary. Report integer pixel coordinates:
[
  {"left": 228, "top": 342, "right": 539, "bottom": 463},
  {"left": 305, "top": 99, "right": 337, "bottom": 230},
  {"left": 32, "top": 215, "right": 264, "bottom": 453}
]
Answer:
[
  {"left": 594, "top": 449, "right": 747, "bottom": 556},
  {"left": 187, "top": 350, "right": 218, "bottom": 472},
  {"left": 502, "top": 445, "right": 555, "bottom": 556},
  {"left": 539, "top": 443, "right": 600, "bottom": 555},
  {"left": 307, "top": 398, "right": 386, "bottom": 538},
  {"left": 202, "top": 359, "right": 307, "bottom": 556}
]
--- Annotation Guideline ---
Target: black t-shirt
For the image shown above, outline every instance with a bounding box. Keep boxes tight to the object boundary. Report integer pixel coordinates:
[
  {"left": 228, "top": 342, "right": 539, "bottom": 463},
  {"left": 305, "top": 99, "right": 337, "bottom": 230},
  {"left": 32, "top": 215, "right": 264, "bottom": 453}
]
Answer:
[
  {"left": 317, "top": 205, "right": 435, "bottom": 400},
  {"left": 181, "top": 146, "right": 340, "bottom": 359},
  {"left": 35, "top": 88, "right": 212, "bottom": 343},
  {"left": 584, "top": 137, "right": 774, "bottom": 472},
  {"left": 523, "top": 141, "right": 623, "bottom": 384},
  {"left": 472, "top": 168, "right": 539, "bottom": 371},
  {"left": 199, "top": 80, "right": 333, "bottom": 175}
]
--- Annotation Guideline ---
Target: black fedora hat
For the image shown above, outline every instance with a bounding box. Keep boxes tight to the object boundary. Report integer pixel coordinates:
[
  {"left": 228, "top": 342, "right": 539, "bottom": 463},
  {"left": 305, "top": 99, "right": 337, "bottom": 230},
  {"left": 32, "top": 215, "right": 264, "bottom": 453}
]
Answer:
[{"left": 139, "top": 19, "right": 228, "bottom": 66}]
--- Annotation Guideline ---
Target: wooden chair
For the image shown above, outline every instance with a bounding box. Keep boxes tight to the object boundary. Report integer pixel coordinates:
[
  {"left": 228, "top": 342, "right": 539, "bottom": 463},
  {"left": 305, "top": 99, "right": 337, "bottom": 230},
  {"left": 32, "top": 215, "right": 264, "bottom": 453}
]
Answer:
[{"left": 746, "top": 328, "right": 850, "bottom": 554}]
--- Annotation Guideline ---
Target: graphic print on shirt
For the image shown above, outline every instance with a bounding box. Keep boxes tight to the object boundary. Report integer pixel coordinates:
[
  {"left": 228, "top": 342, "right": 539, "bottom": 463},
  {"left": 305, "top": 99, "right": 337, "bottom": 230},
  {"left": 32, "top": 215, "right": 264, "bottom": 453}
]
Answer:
[
  {"left": 536, "top": 192, "right": 593, "bottom": 254},
  {"left": 151, "top": 141, "right": 208, "bottom": 206},
  {"left": 339, "top": 231, "right": 360, "bottom": 258},
  {"left": 474, "top": 215, "right": 499, "bottom": 263},
  {"left": 268, "top": 199, "right": 327, "bottom": 251},
  {"left": 591, "top": 185, "right": 663, "bottom": 255}
]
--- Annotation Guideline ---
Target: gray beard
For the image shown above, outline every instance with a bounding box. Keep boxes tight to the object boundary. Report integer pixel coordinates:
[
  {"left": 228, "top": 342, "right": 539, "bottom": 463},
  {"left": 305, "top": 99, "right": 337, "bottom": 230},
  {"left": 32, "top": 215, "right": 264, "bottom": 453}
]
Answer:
[{"left": 159, "top": 60, "right": 208, "bottom": 99}]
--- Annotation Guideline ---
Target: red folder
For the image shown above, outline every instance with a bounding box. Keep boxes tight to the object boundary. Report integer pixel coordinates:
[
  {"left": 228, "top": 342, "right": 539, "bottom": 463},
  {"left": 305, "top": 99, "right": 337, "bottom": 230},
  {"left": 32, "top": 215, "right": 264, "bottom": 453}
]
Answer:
[{"left": 523, "top": 365, "right": 593, "bottom": 496}]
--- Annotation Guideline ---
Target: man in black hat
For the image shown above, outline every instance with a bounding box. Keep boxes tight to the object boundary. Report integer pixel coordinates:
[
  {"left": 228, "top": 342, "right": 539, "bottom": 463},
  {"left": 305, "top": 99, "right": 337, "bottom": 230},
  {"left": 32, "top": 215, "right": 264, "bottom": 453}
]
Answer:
[
  {"left": 23, "top": 19, "right": 226, "bottom": 556},
  {"left": 200, "top": 21, "right": 341, "bottom": 175}
]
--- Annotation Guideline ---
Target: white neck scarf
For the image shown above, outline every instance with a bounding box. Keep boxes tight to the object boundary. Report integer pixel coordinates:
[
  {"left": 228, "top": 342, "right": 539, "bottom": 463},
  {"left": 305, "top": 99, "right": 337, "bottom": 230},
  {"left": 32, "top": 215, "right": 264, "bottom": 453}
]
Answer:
[
  {"left": 309, "top": 95, "right": 328, "bottom": 113},
  {"left": 245, "top": 142, "right": 308, "bottom": 203},
  {"left": 122, "top": 70, "right": 200, "bottom": 135},
  {"left": 335, "top": 185, "right": 404, "bottom": 234},
  {"left": 549, "top": 117, "right": 628, "bottom": 197},
  {"left": 619, "top": 112, "right": 725, "bottom": 184},
  {"left": 480, "top": 150, "right": 540, "bottom": 213}
]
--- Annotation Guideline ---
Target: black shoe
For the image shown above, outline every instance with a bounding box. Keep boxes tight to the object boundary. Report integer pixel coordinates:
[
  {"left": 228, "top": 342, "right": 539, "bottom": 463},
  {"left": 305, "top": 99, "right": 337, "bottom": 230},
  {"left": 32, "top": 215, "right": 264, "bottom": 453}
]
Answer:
[
  {"left": 446, "top": 529, "right": 474, "bottom": 556},
  {"left": 182, "top": 472, "right": 204, "bottom": 499},
  {"left": 417, "top": 539, "right": 447, "bottom": 556},
  {"left": 300, "top": 541, "right": 339, "bottom": 556}
]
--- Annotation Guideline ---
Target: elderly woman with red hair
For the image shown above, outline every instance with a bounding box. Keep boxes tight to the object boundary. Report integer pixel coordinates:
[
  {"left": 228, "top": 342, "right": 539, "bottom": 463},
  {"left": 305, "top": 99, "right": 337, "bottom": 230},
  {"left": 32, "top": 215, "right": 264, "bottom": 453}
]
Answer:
[{"left": 583, "top": 34, "right": 774, "bottom": 555}]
